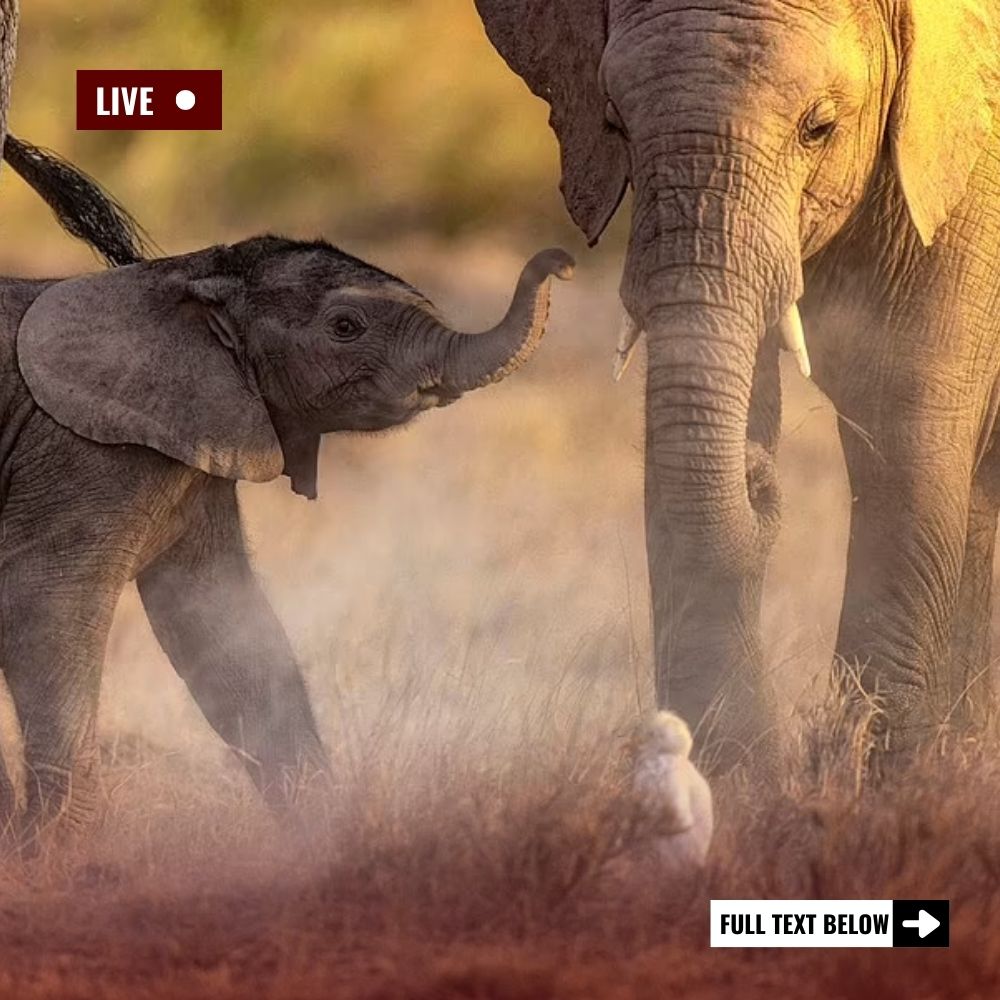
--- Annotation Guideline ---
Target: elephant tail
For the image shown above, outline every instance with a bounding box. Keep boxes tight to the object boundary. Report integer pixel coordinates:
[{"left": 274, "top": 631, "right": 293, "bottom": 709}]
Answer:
[{"left": 3, "top": 134, "right": 152, "bottom": 267}]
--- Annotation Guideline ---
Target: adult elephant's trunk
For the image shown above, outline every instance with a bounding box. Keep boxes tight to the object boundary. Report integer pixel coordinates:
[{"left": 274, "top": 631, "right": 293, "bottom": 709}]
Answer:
[
  {"left": 625, "top": 145, "right": 801, "bottom": 770},
  {"left": 644, "top": 307, "right": 765, "bottom": 563},
  {"left": 440, "top": 249, "right": 575, "bottom": 392}
]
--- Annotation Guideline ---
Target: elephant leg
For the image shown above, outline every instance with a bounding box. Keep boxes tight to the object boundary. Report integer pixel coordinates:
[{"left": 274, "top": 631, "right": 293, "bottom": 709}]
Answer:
[
  {"left": 0, "top": 554, "right": 125, "bottom": 842},
  {"left": 0, "top": 433, "right": 198, "bottom": 845},
  {"left": 136, "top": 478, "right": 326, "bottom": 810},
  {"left": 946, "top": 459, "right": 1000, "bottom": 729},
  {"left": 835, "top": 421, "right": 973, "bottom": 761},
  {"left": 647, "top": 337, "right": 782, "bottom": 773}
]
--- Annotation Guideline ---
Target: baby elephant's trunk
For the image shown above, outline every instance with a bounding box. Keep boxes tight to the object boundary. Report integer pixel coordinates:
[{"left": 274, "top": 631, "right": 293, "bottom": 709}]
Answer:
[{"left": 440, "top": 248, "right": 574, "bottom": 392}]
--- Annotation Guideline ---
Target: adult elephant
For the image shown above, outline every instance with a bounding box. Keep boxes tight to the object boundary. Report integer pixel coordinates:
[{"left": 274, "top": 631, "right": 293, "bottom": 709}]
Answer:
[{"left": 475, "top": 0, "right": 1000, "bottom": 768}]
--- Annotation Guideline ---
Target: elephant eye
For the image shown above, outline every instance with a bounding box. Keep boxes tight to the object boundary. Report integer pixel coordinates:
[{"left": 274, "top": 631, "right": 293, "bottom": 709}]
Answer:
[
  {"left": 329, "top": 311, "right": 366, "bottom": 341},
  {"left": 800, "top": 98, "right": 838, "bottom": 148}
]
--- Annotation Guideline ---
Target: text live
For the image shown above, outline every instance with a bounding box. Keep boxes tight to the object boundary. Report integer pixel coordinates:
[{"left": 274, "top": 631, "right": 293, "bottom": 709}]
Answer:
[{"left": 76, "top": 70, "right": 222, "bottom": 130}]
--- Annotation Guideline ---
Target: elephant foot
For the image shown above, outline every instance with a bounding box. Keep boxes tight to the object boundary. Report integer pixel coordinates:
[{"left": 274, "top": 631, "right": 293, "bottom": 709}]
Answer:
[
  {"left": 252, "top": 748, "right": 333, "bottom": 823},
  {"left": 864, "top": 723, "right": 934, "bottom": 783},
  {"left": 830, "top": 658, "right": 941, "bottom": 781},
  {"left": 682, "top": 697, "right": 779, "bottom": 780},
  {"left": 5, "top": 756, "right": 104, "bottom": 859}
]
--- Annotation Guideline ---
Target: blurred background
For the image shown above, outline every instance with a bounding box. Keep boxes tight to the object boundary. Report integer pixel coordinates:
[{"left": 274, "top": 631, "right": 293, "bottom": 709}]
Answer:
[
  {"left": 0, "top": 0, "right": 848, "bottom": 770},
  {"left": 2, "top": 0, "right": 586, "bottom": 265}
]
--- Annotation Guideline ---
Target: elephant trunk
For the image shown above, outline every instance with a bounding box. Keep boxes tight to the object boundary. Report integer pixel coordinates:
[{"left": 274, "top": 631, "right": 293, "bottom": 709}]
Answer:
[
  {"left": 625, "top": 146, "right": 802, "bottom": 766},
  {"left": 625, "top": 149, "right": 801, "bottom": 578},
  {"left": 644, "top": 305, "right": 767, "bottom": 575},
  {"left": 439, "top": 249, "right": 575, "bottom": 393}
]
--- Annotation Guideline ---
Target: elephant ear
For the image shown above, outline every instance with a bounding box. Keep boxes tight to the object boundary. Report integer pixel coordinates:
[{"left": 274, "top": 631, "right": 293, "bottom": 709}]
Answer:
[
  {"left": 474, "top": 0, "right": 628, "bottom": 245},
  {"left": 890, "top": 0, "right": 1000, "bottom": 247},
  {"left": 17, "top": 263, "right": 284, "bottom": 482}
]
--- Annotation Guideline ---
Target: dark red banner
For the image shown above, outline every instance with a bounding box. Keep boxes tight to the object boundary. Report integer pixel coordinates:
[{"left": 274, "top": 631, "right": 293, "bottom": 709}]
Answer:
[{"left": 76, "top": 70, "right": 222, "bottom": 130}]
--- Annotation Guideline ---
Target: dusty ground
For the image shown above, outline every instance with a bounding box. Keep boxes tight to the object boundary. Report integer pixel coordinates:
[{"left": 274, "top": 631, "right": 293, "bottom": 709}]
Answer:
[{"left": 0, "top": 246, "right": 996, "bottom": 998}]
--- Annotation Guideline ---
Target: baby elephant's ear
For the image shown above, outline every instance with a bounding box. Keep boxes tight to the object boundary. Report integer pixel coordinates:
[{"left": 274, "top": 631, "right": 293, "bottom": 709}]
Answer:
[{"left": 17, "top": 262, "right": 284, "bottom": 482}]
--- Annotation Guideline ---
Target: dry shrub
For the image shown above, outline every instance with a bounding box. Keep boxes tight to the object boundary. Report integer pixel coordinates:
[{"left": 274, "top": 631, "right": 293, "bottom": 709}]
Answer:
[{"left": 2, "top": 682, "right": 999, "bottom": 999}]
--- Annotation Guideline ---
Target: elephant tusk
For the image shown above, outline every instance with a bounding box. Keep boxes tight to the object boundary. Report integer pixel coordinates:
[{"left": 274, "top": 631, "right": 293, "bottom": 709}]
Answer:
[
  {"left": 778, "top": 301, "right": 811, "bottom": 379},
  {"left": 613, "top": 311, "right": 643, "bottom": 382}
]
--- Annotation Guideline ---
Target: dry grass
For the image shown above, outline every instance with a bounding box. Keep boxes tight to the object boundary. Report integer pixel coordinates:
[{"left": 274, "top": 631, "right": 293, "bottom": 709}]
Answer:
[{"left": 1, "top": 252, "right": 998, "bottom": 997}]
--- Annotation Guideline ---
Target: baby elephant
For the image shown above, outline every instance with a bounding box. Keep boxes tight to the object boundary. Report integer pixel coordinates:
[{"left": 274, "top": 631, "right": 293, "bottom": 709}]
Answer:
[{"left": 0, "top": 236, "right": 574, "bottom": 841}]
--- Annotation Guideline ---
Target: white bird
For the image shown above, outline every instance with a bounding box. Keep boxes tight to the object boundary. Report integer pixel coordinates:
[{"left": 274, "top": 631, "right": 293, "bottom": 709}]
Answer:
[{"left": 631, "top": 710, "right": 714, "bottom": 870}]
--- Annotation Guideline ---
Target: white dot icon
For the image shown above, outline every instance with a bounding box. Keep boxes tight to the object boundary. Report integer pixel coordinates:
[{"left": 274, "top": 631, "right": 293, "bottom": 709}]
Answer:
[{"left": 175, "top": 89, "right": 196, "bottom": 111}]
